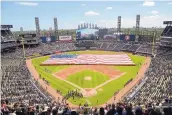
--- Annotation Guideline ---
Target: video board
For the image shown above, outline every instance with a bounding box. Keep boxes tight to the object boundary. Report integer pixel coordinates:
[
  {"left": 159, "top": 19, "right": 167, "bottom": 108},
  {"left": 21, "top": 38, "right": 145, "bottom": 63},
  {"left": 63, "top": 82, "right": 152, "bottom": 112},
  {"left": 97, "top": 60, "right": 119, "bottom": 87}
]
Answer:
[
  {"left": 119, "top": 34, "right": 136, "bottom": 41},
  {"left": 76, "top": 28, "right": 99, "bottom": 40}
]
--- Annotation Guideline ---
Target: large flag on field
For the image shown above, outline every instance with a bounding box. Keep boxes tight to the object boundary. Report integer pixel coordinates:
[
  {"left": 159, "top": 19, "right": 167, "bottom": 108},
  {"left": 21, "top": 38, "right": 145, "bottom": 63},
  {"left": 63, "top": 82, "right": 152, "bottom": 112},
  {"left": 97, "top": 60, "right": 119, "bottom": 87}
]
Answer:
[{"left": 42, "top": 54, "right": 135, "bottom": 65}]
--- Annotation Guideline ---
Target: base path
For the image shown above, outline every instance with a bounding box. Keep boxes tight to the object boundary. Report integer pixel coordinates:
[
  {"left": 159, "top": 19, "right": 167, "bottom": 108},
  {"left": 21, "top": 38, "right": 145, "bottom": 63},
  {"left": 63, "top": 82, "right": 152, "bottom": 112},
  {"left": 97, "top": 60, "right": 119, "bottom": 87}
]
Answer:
[
  {"left": 95, "top": 72, "right": 126, "bottom": 90},
  {"left": 26, "top": 59, "right": 78, "bottom": 107},
  {"left": 101, "top": 57, "right": 151, "bottom": 106}
]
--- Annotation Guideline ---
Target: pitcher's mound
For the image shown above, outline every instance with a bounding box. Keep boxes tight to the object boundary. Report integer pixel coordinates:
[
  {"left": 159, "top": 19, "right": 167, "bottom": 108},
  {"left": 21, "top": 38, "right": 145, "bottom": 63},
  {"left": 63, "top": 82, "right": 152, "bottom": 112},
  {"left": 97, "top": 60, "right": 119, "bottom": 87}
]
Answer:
[{"left": 84, "top": 76, "right": 92, "bottom": 80}]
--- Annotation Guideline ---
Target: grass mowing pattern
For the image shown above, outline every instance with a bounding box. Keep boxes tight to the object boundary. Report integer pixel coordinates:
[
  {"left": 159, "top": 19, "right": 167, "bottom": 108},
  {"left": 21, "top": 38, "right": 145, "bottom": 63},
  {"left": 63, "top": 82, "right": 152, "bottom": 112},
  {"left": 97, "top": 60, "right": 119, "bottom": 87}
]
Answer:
[
  {"left": 66, "top": 69, "right": 109, "bottom": 88},
  {"left": 31, "top": 50, "right": 146, "bottom": 106}
]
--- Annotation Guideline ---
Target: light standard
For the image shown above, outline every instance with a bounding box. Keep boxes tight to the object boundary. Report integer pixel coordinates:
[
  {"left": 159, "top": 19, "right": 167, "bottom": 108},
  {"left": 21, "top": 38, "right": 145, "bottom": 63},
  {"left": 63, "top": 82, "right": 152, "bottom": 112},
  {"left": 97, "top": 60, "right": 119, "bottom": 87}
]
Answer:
[
  {"left": 152, "top": 27, "right": 156, "bottom": 56},
  {"left": 21, "top": 37, "right": 26, "bottom": 60}
]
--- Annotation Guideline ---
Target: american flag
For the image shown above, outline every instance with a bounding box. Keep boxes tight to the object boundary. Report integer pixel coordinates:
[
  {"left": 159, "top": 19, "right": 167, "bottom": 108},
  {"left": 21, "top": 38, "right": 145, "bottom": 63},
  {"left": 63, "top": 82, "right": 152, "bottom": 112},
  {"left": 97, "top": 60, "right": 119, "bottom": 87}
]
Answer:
[{"left": 42, "top": 54, "right": 135, "bottom": 65}]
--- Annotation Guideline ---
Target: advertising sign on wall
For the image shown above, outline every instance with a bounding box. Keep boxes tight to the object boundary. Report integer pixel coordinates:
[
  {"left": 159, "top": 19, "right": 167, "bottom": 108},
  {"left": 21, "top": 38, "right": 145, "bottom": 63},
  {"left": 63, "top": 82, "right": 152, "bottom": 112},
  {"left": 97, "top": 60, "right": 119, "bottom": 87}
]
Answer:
[
  {"left": 40, "top": 36, "right": 57, "bottom": 43},
  {"left": 59, "top": 36, "right": 72, "bottom": 41}
]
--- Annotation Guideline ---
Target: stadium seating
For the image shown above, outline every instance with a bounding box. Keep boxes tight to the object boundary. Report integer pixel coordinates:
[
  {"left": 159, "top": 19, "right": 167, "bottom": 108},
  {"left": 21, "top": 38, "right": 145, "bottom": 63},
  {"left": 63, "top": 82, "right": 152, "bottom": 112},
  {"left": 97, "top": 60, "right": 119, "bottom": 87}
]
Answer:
[
  {"left": 121, "top": 44, "right": 132, "bottom": 51},
  {"left": 1, "top": 60, "right": 52, "bottom": 104},
  {"left": 127, "top": 44, "right": 141, "bottom": 52},
  {"left": 161, "top": 26, "right": 172, "bottom": 37},
  {"left": 113, "top": 42, "right": 125, "bottom": 52},
  {"left": 124, "top": 49, "right": 172, "bottom": 106},
  {"left": 1, "top": 40, "right": 172, "bottom": 115},
  {"left": 135, "top": 44, "right": 153, "bottom": 55}
]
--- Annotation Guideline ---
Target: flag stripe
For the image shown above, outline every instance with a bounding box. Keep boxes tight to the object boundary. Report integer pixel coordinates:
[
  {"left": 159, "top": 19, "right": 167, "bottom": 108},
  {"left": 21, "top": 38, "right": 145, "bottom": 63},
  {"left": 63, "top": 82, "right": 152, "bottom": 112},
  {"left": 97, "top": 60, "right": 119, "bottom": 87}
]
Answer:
[{"left": 43, "top": 54, "right": 135, "bottom": 65}]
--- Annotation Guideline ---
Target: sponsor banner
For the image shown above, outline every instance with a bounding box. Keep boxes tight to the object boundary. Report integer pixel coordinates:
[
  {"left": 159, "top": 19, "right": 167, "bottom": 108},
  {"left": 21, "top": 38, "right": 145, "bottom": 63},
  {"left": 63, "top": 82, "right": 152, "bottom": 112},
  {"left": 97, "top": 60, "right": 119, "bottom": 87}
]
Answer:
[
  {"left": 59, "top": 36, "right": 72, "bottom": 41},
  {"left": 40, "top": 36, "right": 57, "bottom": 43}
]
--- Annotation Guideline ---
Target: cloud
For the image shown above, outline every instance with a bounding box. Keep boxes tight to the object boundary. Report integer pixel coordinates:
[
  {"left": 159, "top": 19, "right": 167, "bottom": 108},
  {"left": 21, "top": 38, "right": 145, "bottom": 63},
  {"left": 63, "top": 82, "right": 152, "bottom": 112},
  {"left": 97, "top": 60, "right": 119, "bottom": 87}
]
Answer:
[
  {"left": 142, "top": 1, "right": 155, "bottom": 6},
  {"left": 15, "top": 2, "right": 38, "bottom": 6},
  {"left": 106, "top": 7, "right": 112, "bottom": 10},
  {"left": 141, "top": 15, "right": 172, "bottom": 27},
  {"left": 144, "top": 15, "right": 160, "bottom": 19},
  {"left": 150, "top": 10, "right": 159, "bottom": 15},
  {"left": 168, "top": 2, "right": 172, "bottom": 4},
  {"left": 85, "top": 11, "right": 100, "bottom": 16},
  {"left": 81, "top": 4, "right": 86, "bottom": 6}
]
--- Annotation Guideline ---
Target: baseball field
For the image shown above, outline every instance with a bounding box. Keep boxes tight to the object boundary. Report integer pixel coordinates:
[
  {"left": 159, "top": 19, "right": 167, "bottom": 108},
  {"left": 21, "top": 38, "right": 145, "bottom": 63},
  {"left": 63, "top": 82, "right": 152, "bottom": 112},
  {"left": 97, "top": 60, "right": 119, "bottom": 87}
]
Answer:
[{"left": 31, "top": 50, "right": 146, "bottom": 106}]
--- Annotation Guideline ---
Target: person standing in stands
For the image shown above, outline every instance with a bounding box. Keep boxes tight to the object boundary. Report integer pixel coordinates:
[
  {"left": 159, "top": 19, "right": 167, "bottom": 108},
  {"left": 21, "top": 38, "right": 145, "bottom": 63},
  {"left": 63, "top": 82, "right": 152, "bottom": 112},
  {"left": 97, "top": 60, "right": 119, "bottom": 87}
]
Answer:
[{"left": 99, "top": 107, "right": 105, "bottom": 115}]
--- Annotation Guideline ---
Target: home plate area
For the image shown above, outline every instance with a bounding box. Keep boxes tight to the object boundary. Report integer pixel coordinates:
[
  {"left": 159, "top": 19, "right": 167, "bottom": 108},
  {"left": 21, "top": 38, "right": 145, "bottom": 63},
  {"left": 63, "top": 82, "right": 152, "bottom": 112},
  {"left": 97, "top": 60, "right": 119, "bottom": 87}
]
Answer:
[{"left": 81, "top": 89, "right": 97, "bottom": 97}]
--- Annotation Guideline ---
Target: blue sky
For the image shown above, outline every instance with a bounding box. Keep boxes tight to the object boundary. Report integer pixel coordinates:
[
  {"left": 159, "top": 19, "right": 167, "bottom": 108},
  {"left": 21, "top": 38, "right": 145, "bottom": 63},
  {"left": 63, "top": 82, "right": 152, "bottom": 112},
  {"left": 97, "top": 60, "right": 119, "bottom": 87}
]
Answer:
[{"left": 1, "top": 1, "right": 172, "bottom": 31}]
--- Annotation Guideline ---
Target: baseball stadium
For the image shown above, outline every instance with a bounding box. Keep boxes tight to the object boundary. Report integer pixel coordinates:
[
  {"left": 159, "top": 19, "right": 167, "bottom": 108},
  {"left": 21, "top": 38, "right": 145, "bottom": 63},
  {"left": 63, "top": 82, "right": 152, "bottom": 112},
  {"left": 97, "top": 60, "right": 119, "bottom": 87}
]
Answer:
[{"left": 1, "top": 1, "right": 172, "bottom": 115}]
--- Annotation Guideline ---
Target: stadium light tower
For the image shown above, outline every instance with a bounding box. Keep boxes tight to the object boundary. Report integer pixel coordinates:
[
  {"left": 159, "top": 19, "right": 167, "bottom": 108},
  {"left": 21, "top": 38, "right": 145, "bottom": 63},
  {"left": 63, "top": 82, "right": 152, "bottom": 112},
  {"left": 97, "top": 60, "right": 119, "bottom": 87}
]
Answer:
[
  {"left": 92, "top": 24, "right": 94, "bottom": 29},
  {"left": 21, "top": 37, "right": 26, "bottom": 60},
  {"left": 54, "top": 17, "right": 58, "bottom": 40},
  {"left": 86, "top": 23, "right": 89, "bottom": 28},
  {"left": 95, "top": 24, "right": 98, "bottom": 29},
  {"left": 89, "top": 23, "right": 91, "bottom": 28},
  {"left": 78, "top": 25, "right": 80, "bottom": 29},
  {"left": 135, "top": 15, "right": 140, "bottom": 42},
  {"left": 83, "top": 23, "right": 85, "bottom": 28},
  {"left": 117, "top": 16, "right": 121, "bottom": 32},
  {"left": 35, "top": 17, "right": 40, "bottom": 37},
  {"left": 136, "top": 15, "right": 140, "bottom": 35},
  {"left": 81, "top": 24, "right": 83, "bottom": 29}
]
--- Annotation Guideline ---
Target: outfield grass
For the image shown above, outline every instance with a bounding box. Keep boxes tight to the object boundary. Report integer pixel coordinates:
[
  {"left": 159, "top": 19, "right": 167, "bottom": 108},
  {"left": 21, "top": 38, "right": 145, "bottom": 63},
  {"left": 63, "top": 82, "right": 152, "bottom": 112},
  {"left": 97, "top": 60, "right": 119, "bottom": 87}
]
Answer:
[
  {"left": 66, "top": 69, "right": 109, "bottom": 88},
  {"left": 32, "top": 50, "right": 145, "bottom": 106}
]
